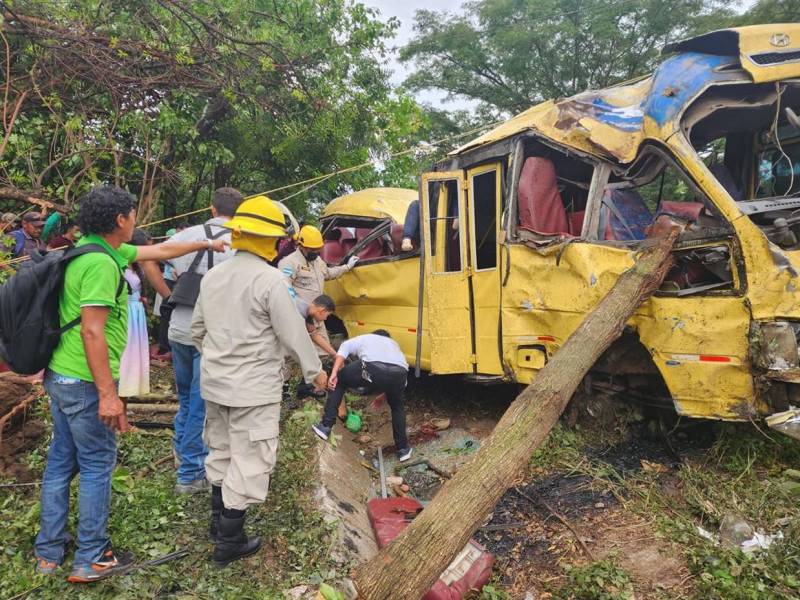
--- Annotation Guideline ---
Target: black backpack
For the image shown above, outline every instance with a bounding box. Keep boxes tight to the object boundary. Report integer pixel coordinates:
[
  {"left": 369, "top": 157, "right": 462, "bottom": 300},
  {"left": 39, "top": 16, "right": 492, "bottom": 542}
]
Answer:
[
  {"left": 169, "top": 224, "right": 229, "bottom": 307},
  {"left": 0, "top": 244, "right": 125, "bottom": 374}
]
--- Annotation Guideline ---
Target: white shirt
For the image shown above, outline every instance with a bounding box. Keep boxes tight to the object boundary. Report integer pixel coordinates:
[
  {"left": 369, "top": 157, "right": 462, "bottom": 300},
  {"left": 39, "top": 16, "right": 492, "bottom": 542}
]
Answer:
[
  {"left": 337, "top": 334, "right": 408, "bottom": 369},
  {"left": 166, "top": 217, "right": 236, "bottom": 346}
]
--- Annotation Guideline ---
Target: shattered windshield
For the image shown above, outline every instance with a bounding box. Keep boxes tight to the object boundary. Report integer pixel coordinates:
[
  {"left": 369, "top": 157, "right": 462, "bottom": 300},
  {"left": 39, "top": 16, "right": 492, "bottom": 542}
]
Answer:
[{"left": 683, "top": 80, "right": 800, "bottom": 249}]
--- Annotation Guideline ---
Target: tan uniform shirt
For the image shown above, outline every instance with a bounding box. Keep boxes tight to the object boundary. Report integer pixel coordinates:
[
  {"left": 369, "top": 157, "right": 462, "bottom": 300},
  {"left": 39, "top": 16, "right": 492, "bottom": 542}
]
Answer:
[
  {"left": 277, "top": 248, "right": 350, "bottom": 303},
  {"left": 191, "top": 251, "right": 322, "bottom": 407}
]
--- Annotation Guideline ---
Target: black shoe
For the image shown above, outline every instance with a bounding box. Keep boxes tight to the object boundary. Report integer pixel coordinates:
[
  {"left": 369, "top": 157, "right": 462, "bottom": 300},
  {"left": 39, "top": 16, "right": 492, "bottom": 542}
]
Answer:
[
  {"left": 209, "top": 485, "right": 222, "bottom": 543},
  {"left": 212, "top": 508, "right": 262, "bottom": 567}
]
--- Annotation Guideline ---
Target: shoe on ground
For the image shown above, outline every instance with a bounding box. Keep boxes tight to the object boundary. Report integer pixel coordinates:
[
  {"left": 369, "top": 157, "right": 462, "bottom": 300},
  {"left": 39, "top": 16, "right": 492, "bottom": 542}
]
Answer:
[
  {"left": 175, "top": 478, "right": 209, "bottom": 495},
  {"left": 66, "top": 546, "right": 134, "bottom": 583},
  {"left": 311, "top": 423, "right": 332, "bottom": 441},
  {"left": 397, "top": 447, "right": 413, "bottom": 462},
  {"left": 35, "top": 556, "right": 59, "bottom": 575}
]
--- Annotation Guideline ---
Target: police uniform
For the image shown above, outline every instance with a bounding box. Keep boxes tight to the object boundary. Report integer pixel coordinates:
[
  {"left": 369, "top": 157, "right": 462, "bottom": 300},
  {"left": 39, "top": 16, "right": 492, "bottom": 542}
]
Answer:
[{"left": 277, "top": 248, "right": 351, "bottom": 353}]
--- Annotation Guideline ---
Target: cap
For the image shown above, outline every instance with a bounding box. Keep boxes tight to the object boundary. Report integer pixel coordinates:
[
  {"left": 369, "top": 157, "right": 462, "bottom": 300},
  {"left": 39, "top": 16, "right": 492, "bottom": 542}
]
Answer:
[{"left": 23, "top": 212, "right": 45, "bottom": 226}]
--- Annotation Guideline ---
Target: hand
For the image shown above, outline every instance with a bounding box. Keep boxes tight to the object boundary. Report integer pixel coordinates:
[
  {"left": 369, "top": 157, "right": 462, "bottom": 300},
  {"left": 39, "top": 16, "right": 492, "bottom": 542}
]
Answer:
[
  {"left": 209, "top": 238, "right": 228, "bottom": 253},
  {"left": 98, "top": 392, "right": 131, "bottom": 433},
  {"left": 401, "top": 238, "right": 412, "bottom": 252},
  {"left": 313, "top": 371, "right": 328, "bottom": 392},
  {"left": 328, "top": 372, "right": 338, "bottom": 390},
  {"left": 347, "top": 256, "right": 358, "bottom": 269}
]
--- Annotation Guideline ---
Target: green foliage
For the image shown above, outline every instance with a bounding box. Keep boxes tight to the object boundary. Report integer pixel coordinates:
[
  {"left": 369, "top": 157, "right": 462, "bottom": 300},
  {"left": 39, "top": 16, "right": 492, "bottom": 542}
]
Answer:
[
  {"left": 0, "top": 403, "right": 339, "bottom": 599},
  {"left": 401, "top": 0, "right": 738, "bottom": 115},
  {"left": 557, "top": 558, "right": 635, "bottom": 600},
  {"left": 0, "top": 0, "right": 439, "bottom": 228},
  {"left": 400, "top": 0, "right": 800, "bottom": 117}
]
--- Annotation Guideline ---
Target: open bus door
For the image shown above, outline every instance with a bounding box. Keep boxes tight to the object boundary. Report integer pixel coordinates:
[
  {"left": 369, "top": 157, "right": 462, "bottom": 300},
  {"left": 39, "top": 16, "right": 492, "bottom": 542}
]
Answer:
[{"left": 420, "top": 171, "right": 474, "bottom": 374}]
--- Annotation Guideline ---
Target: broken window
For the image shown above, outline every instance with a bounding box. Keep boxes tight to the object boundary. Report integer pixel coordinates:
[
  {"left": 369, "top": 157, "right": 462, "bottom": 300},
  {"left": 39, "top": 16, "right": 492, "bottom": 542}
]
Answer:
[
  {"left": 595, "top": 145, "right": 731, "bottom": 244},
  {"left": 514, "top": 139, "right": 591, "bottom": 240},
  {"left": 682, "top": 80, "right": 800, "bottom": 249},
  {"left": 319, "top": 217, "right": 396, "bottom": 264},
  {"left": 427, "top": 180, "right": 462, "bottom": 273},
  {"left": 471, "top": 170, "right": 498, "bottom": 270}
]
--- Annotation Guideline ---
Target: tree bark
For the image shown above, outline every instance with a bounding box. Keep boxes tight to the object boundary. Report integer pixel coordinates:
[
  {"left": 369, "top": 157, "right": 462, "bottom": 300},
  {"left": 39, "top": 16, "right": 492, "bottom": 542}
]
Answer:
[
  {"left": 353, "top": 229, "right": 679, "bottom": 600},
  {"left": 0, "top": 186, "right": 69, "bottom": 213}
]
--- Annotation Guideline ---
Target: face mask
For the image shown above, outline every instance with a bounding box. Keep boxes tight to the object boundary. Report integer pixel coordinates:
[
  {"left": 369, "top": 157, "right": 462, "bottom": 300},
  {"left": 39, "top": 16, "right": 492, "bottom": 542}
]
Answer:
[{"left": 306, "top": 251, "right": 319, "bottom": 262}]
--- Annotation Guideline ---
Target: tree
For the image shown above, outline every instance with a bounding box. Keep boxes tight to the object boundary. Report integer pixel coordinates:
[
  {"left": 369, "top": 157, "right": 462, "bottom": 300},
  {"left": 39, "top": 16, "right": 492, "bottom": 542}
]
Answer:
[
  {"left": 0, "top": 0, "right": 437, "bottom": 229},
  {"left": 400, "top": 0, "right": 737, "bottom": 115},
  {"left": 738, "top": 0, "right": 800, "bottom": 24}
]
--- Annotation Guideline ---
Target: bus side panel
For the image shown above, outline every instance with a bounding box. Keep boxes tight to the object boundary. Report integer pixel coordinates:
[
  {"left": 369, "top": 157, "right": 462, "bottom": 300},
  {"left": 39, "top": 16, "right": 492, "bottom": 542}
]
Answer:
[{"left": 324, "top": 257, "right": 431, "bottom": 370}]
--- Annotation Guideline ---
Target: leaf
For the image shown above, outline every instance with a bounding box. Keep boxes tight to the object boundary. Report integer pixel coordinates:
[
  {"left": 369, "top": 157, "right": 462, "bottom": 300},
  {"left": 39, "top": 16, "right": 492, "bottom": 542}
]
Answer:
[{"left": 318, "top": 583, "right": 345, "bottom": 600}]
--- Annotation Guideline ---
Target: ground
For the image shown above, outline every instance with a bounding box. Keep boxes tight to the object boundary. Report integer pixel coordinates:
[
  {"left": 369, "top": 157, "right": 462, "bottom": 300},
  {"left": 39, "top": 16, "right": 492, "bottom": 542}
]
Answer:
[{"left": 1, "top": 369, "right": 799, "bottom": 599}]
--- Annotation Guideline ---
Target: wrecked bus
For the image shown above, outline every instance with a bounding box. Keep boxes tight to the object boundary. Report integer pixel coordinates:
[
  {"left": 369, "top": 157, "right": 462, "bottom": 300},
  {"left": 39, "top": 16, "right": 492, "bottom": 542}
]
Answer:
[{"left": 324, "top": 24, "right": 800, "bottom": 421}]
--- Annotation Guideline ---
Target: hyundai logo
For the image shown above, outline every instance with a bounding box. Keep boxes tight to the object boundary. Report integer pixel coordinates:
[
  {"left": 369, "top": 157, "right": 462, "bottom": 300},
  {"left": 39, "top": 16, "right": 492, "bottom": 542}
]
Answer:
[{"left": 770, "top": 33, "right": 791, "bottom": 48}]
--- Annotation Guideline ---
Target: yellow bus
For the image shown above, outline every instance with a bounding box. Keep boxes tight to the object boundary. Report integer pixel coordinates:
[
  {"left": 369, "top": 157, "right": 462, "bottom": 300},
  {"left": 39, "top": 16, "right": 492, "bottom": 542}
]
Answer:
[{"left": 324, "top": 25, "right": 800, "bottom": 421}]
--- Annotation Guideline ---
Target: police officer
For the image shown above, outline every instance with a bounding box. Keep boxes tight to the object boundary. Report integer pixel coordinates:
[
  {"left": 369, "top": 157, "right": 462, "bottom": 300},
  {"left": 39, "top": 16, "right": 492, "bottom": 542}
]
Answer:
[
  {"left": 191, "top": 196, "right": 327, "bottom": 566},
  {"left": 278, "top": 225, "right": 357, "bottom": 355}
]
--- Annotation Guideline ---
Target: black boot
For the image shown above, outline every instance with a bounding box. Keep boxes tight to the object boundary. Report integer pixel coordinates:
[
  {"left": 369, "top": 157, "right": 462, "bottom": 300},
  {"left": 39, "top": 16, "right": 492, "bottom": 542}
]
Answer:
[
  {"left": 211, "top": 507, "right": 262, "bottom": 567},
  {"left": 209, "top": 485, "right": 222, "bottom": 543}
]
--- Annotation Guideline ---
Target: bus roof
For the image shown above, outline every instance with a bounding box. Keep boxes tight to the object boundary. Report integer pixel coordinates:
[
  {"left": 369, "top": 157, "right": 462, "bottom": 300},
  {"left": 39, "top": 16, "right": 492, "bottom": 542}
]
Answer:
[
  {"left": 322, "top": 187, "right": 417, "bottom": 223},
  {"left": 449, "top": 24, "right": 800, "bottom": 165}
]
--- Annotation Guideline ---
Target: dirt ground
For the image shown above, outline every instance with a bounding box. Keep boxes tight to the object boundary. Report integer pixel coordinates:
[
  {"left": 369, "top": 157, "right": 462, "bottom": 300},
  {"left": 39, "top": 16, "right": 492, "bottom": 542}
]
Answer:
[
  {"left": 0, "top": 376, "right": 43, "bottom": 482},
  {"left": 352, "top": 377, "right": 715, "bottom": 599}
]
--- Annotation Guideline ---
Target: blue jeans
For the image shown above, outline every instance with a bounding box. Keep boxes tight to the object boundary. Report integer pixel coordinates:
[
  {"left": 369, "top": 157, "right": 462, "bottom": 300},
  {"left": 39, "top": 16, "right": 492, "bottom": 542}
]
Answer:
[
  {"left": 35, "top": 371, "right": 117, "bottom": 568},
  {"left": 171, "top": 341, "right": 208, "bottom": 484}
]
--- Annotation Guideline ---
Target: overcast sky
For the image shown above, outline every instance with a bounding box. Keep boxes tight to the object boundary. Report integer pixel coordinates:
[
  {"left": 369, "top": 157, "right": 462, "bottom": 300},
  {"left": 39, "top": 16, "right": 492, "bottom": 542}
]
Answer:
[
  {"left": 360, "top": 0, "right": 757, "bottom": 113},
  {"left": 360, "top": 0, "right": 475, "bottom": 111}
]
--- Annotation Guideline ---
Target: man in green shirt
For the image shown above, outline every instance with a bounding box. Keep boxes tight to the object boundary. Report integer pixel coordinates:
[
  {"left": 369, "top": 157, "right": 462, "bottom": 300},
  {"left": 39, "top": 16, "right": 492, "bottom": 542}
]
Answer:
[{"left": 34, "top": 185, "right": 227, "bottom": 584}]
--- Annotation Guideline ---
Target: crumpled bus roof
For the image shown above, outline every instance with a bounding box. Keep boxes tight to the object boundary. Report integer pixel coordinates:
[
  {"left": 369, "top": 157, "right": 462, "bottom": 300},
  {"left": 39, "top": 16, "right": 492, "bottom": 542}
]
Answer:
[
  {"left": 322, "top": 188, "right": 417, "bottom": 224},
  {"left": 450, "top": 24, "right": 800, "bottom": 165}
]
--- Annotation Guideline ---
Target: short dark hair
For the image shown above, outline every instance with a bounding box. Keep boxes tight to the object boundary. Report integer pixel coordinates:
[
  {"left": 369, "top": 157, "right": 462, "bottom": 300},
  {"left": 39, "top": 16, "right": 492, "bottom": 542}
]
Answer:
[
  {"left": 212, "top": 187, "right": 243, "bottom": 217},
  {"left": 64, "top": 220, "right": 77, "bottom": 230},
  {"left": 372, "top": 329, "right": 391, "bottom": 338},
  {"left": 130, "top": 228, "right": 152, "bottom": 246},
  {"left": 312, "top": 294, "right": 336, "bottom": 313},
  {"left": 76, "top": 186, "right": 137, "bottom": 235}
]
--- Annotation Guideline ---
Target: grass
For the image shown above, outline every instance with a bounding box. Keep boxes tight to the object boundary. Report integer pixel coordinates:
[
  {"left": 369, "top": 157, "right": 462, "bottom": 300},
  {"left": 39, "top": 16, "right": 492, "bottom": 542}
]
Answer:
[
  {"left": 0, "top": 397, "right": 340, "bottom": 599},
  {"left": 537, "top": 417, "right": 800, "bottom": 599}
]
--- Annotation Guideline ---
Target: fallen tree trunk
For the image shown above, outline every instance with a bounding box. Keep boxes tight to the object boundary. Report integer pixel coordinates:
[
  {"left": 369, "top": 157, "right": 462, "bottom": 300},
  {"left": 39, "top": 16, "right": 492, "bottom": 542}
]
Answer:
[
  {"left": 126, "top": 403, "right": 179, "bottom": 414},
  {"left": 353, "top": 229, "right": 679, "bottom": 599},
  {"left": 0, "top": 186, "right": 70, "bottom": 213}
]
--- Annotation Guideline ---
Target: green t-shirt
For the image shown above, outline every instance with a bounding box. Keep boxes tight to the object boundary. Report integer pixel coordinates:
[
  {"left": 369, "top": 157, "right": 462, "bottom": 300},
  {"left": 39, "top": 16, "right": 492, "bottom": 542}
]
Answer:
[{"left": 48, "top": 235, "right": 137, "bottom": 381}]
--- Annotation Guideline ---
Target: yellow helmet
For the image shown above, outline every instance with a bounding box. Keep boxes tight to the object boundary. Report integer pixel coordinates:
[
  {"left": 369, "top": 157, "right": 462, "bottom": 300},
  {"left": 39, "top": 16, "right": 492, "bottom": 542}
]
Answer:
[
  {"left": 223, "top": 195, "right": 286, "bottom": 238},
  {"left": 297, "top": 225, "right": 324, "bottom": 249}
]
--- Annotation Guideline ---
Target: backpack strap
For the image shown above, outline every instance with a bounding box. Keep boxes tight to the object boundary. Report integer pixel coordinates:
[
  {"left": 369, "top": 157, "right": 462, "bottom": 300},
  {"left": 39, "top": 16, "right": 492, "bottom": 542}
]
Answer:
[
  {"left": 206, "top": 224, "right": 229, "bottom": 270},
  {"left": 59, "top": 244, "right": 126, "bottom": 334}
]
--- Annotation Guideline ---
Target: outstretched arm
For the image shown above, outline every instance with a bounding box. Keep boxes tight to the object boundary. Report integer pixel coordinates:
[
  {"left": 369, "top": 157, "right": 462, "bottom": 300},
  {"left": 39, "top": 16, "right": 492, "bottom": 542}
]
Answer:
[{"left": 135, "top": 238, "right": 227, "bottom": 262}]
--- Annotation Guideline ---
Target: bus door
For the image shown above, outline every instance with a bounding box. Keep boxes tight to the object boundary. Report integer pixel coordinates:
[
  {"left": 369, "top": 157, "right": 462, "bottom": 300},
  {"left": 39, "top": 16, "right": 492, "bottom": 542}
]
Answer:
[{"left": 421, "top": 172, "right": 474, "bottom": 373}]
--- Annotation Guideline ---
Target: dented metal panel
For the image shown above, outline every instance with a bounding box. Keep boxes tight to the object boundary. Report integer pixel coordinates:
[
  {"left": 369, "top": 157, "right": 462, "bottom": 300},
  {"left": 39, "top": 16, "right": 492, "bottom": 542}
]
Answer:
[{"left": 325, "top": 257, "right": 431, "bottom": 370}]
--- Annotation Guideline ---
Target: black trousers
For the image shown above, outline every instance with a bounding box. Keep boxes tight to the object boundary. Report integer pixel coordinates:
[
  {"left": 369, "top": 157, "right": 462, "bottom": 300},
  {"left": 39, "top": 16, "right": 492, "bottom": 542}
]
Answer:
[
  {"left": 322, "top": 360, "right": 409, "bottom": 450},
  {"left": 157, "top": 280, "right": 176, "bottom": 353}
]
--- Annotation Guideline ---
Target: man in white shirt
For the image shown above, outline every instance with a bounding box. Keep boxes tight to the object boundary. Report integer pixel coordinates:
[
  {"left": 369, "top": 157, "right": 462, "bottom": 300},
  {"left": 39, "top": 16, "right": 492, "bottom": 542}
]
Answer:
[
  {"left": 312, "top": 330, "right": 412, "bottom": 462},
  {"left": 166, "top": 187, "right": 242, "bottom": 495}
]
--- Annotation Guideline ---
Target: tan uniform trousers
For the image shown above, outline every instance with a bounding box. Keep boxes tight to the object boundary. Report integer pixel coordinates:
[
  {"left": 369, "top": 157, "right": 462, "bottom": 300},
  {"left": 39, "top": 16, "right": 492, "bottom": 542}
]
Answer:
[{"left": 203, "top": 401, "right": 281, "bottom": 510}]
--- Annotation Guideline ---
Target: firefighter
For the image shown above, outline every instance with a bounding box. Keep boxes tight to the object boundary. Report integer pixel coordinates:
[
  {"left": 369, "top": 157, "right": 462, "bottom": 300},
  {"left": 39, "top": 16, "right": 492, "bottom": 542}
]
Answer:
[
  {"left": 191, "top": 196, "right": 327, "bottom": 566},
  {"left": 277, "top": 225, "right": 358, "bottom": 355}
]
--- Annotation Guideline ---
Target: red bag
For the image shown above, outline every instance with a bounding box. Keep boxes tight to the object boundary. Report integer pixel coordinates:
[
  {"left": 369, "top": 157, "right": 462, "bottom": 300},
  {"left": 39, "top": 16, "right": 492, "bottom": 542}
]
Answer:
[{"left": 367, "top": 497, "right": 494, "bottom": 599}]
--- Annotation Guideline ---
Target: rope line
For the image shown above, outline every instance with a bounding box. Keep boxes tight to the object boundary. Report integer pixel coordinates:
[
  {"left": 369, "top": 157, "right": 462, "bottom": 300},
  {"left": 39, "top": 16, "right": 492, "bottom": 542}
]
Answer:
[{"left": 0, "top": 119, "right": 502, "bottom": 268}]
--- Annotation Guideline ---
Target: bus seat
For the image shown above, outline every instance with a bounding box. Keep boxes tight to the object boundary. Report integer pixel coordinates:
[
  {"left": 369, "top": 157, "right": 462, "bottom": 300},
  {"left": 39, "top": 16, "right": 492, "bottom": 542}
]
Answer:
[
  {"left": 602, "top": 189, "right": 652, "bottom": 241},
  {"left": 569, "top": 211, "right": 585, "bottom": 236},
  {"left": 358, "top": 238, "right": 387, "bottom": 260},
  {"left": 660, "top": 201, "right": 704, "bottom": 222},
  {"left": 518, "top": 157, "right": 570, "bottom": 235}
]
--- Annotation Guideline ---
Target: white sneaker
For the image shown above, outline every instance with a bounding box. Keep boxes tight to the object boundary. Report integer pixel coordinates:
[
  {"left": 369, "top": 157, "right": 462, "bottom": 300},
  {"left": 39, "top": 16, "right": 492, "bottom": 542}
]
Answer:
[{"left": 397, "top": 447, "right": 413, "bottom": 462}]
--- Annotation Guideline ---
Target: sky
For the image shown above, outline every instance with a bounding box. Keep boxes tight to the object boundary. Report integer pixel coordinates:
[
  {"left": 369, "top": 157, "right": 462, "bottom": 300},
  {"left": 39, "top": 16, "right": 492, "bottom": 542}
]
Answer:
[
  {"left": 360, "top": 0, "right": 477, "bottom": 111},
  {"left": 360, "top": 0, "right": 758, "bottom": 113}
]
